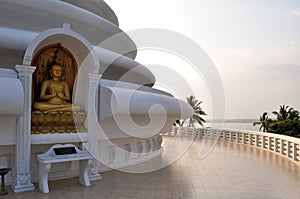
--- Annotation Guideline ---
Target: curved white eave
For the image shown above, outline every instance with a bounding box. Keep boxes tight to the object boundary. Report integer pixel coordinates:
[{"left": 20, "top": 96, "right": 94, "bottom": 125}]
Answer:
[
  {"left": 0, "top": 26, "right": 155, "bottom": 85},
  {"left": 61, "top": 0, "right": 119, "bottom": 26},
  {"left": 0, "top": 0, "right": 136, "bottom": 59},
  {"left": 0, "top": 27, "right": 38, "bottom": 51},
  {"left": 99, "top": 79, "right": 194, "bottom": 121},
  {"left": 96, "top": 47, "right": 155, "bottom": 85},
  {"left": 101, "top": 79, "right": 172, "bottom": 97}
]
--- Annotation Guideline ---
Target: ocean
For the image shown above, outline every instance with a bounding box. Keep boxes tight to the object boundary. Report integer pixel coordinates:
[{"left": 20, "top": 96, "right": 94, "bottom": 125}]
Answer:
[{"left": 204, "top": 122, "right": 260, "bottom": 132}]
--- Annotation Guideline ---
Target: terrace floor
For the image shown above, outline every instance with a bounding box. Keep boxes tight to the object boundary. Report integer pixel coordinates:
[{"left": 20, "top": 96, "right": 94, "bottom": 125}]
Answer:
[{"left": 4, "top": 136, "right": 300, "bottom": 199}]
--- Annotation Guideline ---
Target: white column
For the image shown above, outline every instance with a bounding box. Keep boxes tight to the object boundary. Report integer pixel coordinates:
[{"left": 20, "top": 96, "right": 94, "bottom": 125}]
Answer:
[
  {"left": 281, "top": 139, "right": 285, "bottom": 155},
  {"left": 262, "top": 136, "right": 267, "bottom": 149},
  {"left": 174, "top": 127, "right": 178, "bottom": 136},
  {"left": 287, "top": 141, "right": 292, "bottom": 158},
  {"left": 12, "top": 65, "right": 35, "bottom": 193},
  {"left": 255, "top": 135, "right": 260, "bottom": 147},
  {"left": 86, "top": 73, "right": 102, "bottom": 181},
  {"left": 274, "top": 138, "right": 279, "bottom": 152},
  {"left": 293, "top": 143, "right": 298, "bottom": 162},
  {"left": 242, "top": 133, "right": 246, "bottom": 144}
]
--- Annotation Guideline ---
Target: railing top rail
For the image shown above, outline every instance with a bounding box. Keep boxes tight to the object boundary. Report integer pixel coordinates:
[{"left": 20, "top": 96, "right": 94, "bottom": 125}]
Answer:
[{"left": 174, "top": 127, "right": 300, "bottom": 143}]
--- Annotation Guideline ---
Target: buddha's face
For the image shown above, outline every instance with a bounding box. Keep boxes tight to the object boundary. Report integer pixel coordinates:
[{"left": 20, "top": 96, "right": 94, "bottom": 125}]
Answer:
[{"left": 51, "top": 65, "right": 63, "bottom": 78}]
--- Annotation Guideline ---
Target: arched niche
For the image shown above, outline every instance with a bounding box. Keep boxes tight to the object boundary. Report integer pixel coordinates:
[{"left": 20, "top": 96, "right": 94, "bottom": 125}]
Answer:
[
  {"left": 23, "top": 24, "right": 100, "bottom": 109},
  {"left": 31, "top": 43, "right": 78, "bottom": 105}
]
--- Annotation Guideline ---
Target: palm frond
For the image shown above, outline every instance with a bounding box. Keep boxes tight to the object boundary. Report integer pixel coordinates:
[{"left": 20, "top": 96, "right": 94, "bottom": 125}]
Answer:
[
  {"left": 185, "top": 95, "right": 207, "bottom": 127},
  {"left": 253, "top": 122, "right": 261, "bottom": 126}
]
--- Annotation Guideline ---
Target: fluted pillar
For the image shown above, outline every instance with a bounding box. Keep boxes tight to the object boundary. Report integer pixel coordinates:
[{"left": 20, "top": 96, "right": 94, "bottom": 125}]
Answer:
[
  {"left": 87, "top": 73, "right": 102, "bottom": 181},
  {"left": 12, "top": 65, "right": 35, "bottom": 193}
]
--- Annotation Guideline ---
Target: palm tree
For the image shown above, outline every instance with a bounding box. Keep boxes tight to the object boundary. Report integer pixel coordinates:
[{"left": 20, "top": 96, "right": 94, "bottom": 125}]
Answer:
[
  {"left": 182, "top": 95, "right": 207, "bottom": 127},
  {"left": 288, "top": 108, "right": 300, "bottom": 120},
  {"left": 272, "top": 105, "right": 300, "bottom": 121},
  {"left": 253, "top": 112, "right": 272, "bottom": 132},
  {"left": 272, "top": 105, "right": 291, "bottom": 121}
]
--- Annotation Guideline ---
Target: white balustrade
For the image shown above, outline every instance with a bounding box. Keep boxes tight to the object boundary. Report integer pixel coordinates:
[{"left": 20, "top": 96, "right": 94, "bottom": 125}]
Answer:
[{"left": 164, "top": 127, "right": 300, "bottom": 165}]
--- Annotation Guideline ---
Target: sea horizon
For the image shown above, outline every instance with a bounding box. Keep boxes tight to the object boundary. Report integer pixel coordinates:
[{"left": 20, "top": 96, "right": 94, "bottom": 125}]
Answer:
[
  {"left": 208, "top": 118, "right": 262, "bottom": 131},
  {"left": 204, "top": 122, "right": 260, "bottom": 132}
]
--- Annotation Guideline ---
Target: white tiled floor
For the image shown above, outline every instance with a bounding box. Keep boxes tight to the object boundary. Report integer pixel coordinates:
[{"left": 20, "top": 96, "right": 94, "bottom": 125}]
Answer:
[{"left": 4, "top": 137, "right": 300, "bottom": 198}]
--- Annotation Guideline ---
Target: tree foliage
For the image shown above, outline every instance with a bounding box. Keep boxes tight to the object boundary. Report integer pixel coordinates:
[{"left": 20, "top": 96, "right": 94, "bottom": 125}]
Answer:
[
  {"left": 272, "top": 105, "right": 299, "bottom": 121},
  {"left": 181, "top": 95, "right": 207, "bottom": 127},
  {"left": 253, "top": 112, "right": 272, "bottom": 132},
  {"left": 254, "top": 105, "right": 300, "bottom": 138},
  {"left": 268, "top": 119, "right": 300, "bottom": 138}
]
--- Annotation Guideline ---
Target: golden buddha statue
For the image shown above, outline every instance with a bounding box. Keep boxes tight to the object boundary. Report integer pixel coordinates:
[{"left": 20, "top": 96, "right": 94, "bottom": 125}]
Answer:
[{"left": 33, "top": 64, "right": 82, "bottom": 112}]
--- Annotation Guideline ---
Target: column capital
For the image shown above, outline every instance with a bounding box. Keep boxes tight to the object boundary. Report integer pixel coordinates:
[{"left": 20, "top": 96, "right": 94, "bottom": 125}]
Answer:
[
  {"left": 15, "top": 65, "right": 36, "bottom": 74},
  {"left": 87, "top": 73, "right": 102, "bottom": 82}
]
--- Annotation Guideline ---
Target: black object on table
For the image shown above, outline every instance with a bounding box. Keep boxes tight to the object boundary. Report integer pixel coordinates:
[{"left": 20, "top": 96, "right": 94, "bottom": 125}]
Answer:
[
  {"left": 0, "top": 168, "right": 11, "bottom": 195},
  {"left": 54, "top": 147, "right": 77, "bottom": 155}
]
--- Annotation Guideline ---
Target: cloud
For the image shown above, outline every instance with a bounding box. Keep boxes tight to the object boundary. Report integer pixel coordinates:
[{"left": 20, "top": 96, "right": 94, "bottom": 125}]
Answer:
[
  {"left": 262, "top": 64, "right": 300, "bottom": 78},
  {"left": 212, "top": 46, "right": 300, "bottom": 68},
  {"left": 290, "top": 9, "right": 300, "bottom": 16}
]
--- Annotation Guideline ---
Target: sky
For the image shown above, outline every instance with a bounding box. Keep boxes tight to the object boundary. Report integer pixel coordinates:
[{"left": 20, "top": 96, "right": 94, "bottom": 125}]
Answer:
[{"left": 106, "top": 0, "right": 300, "bottom": 119}]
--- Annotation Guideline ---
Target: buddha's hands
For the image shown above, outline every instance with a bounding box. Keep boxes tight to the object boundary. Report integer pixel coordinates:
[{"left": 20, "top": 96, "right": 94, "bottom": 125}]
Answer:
[
  {"left": 49, "top": 90, "right": 57, "bottom": 98},
  {"left": 49, "top": 89, "right": 64, "bottom": 98},
  {"left": 56, "top": 91, "right": 65, "bottom": 99}
]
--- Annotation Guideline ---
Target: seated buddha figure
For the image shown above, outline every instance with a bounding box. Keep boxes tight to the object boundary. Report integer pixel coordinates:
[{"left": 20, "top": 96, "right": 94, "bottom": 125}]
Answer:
[{"left": 33, "top": 64, "right": 82, "bottom": 112}]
